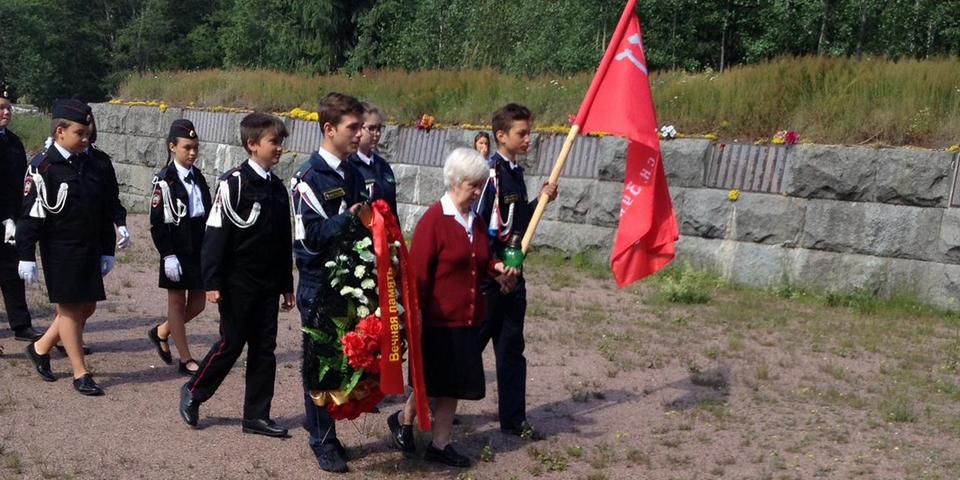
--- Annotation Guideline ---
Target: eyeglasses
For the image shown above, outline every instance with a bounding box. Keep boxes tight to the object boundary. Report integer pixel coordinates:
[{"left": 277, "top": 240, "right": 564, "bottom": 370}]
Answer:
[{"left": 363, "top": 124, "right": 384, "bottom": 134}]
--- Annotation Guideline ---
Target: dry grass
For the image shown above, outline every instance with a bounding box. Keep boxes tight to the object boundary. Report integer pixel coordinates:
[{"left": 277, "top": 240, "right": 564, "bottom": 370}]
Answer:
[{"left": 115, "top": 56, "right": 960, "bottom": 147}]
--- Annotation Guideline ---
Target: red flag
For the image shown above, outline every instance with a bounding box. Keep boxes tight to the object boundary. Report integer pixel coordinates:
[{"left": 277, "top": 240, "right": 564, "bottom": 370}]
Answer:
[{"left": 574, "top": 0, "right": 678, "bottom": 287}]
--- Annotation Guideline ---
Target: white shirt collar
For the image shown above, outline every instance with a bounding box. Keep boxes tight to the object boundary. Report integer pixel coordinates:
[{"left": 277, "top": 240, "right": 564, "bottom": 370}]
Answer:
[
  {"left": 495, "top": 151, "right": 519, "bottom": 170},
  {"left": 53, "top": 142, "right": 74, "bottom": 160},
  {"left": 247, "top": 159, "right": 271, "bottom": 180},
  {"left": 317, "top": 146, "right": 344, "bottom": 177},
  {"left": 356, "top": 151, "right": 373, "bottom": 166},
  {"left": 173, "top": 161, "right": 193, "bottom": 180},
  {"left": 440, "top": 192, "right": 475, "bottom": 237}
]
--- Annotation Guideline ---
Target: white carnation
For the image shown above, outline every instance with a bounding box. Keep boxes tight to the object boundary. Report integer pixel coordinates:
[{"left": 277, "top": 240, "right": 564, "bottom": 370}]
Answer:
[
  {"left": 357, "top": 306, "right": 370, "bottom": 317},
  {"left": 361, "top": 278, "right": 376, "bottom": 290},
  {"left": 354, "top": 265, "right": 366, "bottom": 278}
]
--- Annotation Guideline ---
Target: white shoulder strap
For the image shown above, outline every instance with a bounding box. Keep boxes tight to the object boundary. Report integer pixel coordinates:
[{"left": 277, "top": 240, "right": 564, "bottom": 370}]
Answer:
[{"left": 27, "top": 166, "right": 68, "bottom": 219}]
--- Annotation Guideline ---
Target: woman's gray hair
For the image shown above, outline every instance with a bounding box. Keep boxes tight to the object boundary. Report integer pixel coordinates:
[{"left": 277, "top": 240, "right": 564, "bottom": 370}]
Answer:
[{"left": 443, "top": 147, "right": 489, "bottom": 189}]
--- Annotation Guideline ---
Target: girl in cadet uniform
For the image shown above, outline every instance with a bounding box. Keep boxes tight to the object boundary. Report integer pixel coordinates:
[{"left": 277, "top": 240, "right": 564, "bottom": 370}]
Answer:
[
  {"left": 19, "top": 99, "right": 116, "bottom": 396},
  {"left": 147, "top": 119, "right": 211, "bottom": 375}
]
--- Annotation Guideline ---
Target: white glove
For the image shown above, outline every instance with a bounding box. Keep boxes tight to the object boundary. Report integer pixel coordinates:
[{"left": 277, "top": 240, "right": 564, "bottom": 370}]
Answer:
[
  {"left": 117, "top": 226, "right": 131, "bottom": 250},
  {"left": 3, "top": 219, "right": 15, "bottom": 245},
  {"left": 100, "top": 255, "right": 115, "bottom": 277},
  {"left": 18, "top": 261, "right": 37, "bottom": 284},
  {"left": 163, "top": 255, "right": 182, "bottom": 282}
]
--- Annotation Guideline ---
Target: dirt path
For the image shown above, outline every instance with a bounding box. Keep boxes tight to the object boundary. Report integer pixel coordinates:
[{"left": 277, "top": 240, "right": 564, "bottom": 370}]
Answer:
[{"left": 1, "top": 215, "right": 958, "bottom": 479}]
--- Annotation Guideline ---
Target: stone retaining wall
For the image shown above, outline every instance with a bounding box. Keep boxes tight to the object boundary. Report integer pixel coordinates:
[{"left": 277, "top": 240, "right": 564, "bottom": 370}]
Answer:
[{"left": 90, "top": 103, "right": 960, "bottom": 309}]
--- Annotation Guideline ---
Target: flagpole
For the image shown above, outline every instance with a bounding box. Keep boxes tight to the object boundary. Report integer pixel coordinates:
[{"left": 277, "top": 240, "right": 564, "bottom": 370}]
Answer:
[
  {"left": 519, "top": 0, "right": 638, "bottom": 254},
  {"left": 521, "top": 124, "right": 579, "bottom": 253}
]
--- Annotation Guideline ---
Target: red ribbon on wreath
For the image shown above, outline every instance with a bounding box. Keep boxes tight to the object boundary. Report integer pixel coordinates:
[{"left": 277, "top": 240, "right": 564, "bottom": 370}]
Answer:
[{"left": 370, "top": 200, "right": 432, "bottom": 431}]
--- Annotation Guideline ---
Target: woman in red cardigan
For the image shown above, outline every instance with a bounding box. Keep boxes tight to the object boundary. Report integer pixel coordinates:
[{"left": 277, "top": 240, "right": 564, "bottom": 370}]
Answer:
[{"left": 387, "top": 147, "right": 517, "bottom": 467}]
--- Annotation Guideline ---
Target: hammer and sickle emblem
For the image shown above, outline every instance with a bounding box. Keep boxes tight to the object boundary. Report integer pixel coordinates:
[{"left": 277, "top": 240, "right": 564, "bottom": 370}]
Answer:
[{"left": 614, "top": 34, "right": 648, "bottom": 75}]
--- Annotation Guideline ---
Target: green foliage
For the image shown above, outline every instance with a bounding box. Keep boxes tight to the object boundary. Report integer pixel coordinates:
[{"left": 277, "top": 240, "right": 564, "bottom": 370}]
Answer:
[
  {"left": 653, "top": 264, "right": 719, "bottom": 304},
  {"left": 8, "top": 113, "right": 50, "bottom": 154}
]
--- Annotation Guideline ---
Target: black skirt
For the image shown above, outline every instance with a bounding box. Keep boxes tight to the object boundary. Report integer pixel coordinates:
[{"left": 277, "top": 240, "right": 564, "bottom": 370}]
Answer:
[
  {"left": 158, "top": 217, "right": 205, "bottom": 290},
  {"left": 40, "top": 248, "right": 105, "bottom": 304},
  {"left": 418, "top": 324, "right": 486, "bottom": 400}
]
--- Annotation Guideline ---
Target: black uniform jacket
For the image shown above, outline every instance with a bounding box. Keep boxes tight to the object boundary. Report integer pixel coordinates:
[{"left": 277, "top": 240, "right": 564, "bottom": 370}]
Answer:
[
  {"left": 89, "top": 145, "right": 127, "bottom": 227},
  {"left": 292, "top": 151, "right": 366, "bottom": 276},
  {"left": 347, "top": 151, "right": 398, "bottom": 218},
  {"left": 16, "top": 146, "right": 116, "bottom": 263},
  {"left": 0, "top": 129, "right": 28, "bottom": 222},
  {"left": 149, "top": 164, "right": 212, "bottom": 258},
  {"left": 201, "top": 162, "right": 293, "bottom": 295}
]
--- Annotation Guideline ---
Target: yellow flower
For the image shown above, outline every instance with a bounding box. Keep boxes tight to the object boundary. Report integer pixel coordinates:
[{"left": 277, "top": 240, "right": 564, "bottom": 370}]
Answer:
[
  {"left": 306, "top": 112, "right": 319, "bottom": 122},
  {"left": 947, "top": 144, "right": 960, "bottom": 153},
  {"left": 728, "top": 189, "right": 740, "bottom": 201},
  {"left": 159, "top": 102, "right": 168, "bottom": 113},
  {"left": 704, "top": 133, "right": 718, "bottom": 141}
]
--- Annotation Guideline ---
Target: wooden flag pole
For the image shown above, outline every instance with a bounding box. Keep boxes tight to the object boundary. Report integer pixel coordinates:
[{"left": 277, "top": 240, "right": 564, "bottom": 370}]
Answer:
[{"left": 520, "top": 124, "right": 581, "bottom": 253}]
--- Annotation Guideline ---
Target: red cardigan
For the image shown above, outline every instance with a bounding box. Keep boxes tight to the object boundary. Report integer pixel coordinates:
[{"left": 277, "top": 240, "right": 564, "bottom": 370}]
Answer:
[{"left": 410, "top": 201, "right": 498, "bottom": 328}]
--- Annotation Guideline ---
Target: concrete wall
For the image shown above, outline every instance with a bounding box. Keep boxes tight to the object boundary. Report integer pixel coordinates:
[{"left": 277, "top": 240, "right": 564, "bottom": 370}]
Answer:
[{"left": 91, "top": 103, "right": 960, "bottom": 309}]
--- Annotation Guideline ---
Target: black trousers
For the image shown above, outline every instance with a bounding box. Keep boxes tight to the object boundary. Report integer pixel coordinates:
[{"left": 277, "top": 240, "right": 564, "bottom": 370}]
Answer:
[
  {"left": 297, "top": 280, "right": 339, "bottom": 449},
  {"left": 0, "top": 243, "right": 31, "bottom": 331},
  {"left": 478, "top": 282, "right": 528, "bottom": 431},
  {"left": 187, "top": 290, "right": 279, "bottom": 420}
]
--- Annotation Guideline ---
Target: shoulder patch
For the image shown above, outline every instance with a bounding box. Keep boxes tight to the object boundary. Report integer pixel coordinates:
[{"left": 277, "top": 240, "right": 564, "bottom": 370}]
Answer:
[
  {"left": 23, "top": 177, "right": 33, "bottom": 197},
  {"left": 151, "top": 190, "right": 162, "bottom": 208},
  {"left": 503, "top": 193, "right": 520, "bottom": 205}
]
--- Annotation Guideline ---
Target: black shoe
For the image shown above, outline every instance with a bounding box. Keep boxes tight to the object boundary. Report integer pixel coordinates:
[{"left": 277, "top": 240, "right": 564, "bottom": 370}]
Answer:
[
  {"left": 148, "top": 325, "right": 173, "bottom": 365},
  {"left": 501, "top": 421, "right": 544, "bottom": 440},
  {"left": 242, "top": 418, "right": 290, "bottom": 438},
  {"left": 55, "top": 344, "right": 92, "bottom": 355},
  {"left": 179, "top": 384, "right": 201, "bottom": 427},
  {"left": 25, "top": 343, "right": 56, "bottom": 382},
  {"left": 387, "top": 411, "right": 416, "bottom": 456},
  {"left": 331, "top": 439, "right": 349, "bottom": 460},
  {"left": 13, "top": 326, "right": 42, "bottom": 342},
  {"left": 178, "top": 359, "right": 199, "bottom": 376},
  {"left": 424, "top": 443, "right": 471, "bottom": 468},
  {"left": 312, "top": 442, "right": 349, "bottom": 473},
  {"left": 72, "top": 373, "right": 104, "bottom": 396}
]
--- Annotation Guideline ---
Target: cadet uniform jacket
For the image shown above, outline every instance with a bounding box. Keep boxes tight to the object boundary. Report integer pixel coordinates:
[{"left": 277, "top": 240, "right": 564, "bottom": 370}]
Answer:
[
  {"left": 201, "top": 162, "right": 293, "bottom": 295},
  {"left": 89, "top": 146, "right": 127, "bottom": 227},
  {"left": 149, "top": 164, "right": 212, "bottom": 258},
  {"left": 0, "top": 130, "right": 28, "bottom": 222},
  {"left": 348, "top": 151, "right": 397, "bottom": 218},
  {"left": 16, "top": 146, "right": 116, "bottom": 302},
  {"left": 292, "top": 151, "right": 366, "bottom": 277}
]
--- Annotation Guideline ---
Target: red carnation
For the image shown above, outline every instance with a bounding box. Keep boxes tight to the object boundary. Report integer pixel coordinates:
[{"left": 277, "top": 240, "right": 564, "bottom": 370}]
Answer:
[{"left": 784, "top": 130, "right": 799, "bottom": 145}]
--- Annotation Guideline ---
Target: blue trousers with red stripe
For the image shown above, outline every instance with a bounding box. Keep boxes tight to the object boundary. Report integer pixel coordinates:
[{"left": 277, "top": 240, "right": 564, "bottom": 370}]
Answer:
[{"left": 186, "top": 290, "right": 279, "bottom": 420}]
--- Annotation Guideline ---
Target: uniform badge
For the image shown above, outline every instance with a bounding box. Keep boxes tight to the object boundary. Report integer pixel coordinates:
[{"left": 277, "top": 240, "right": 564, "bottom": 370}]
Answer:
[
  {"left": 504, "top": 193, "right": 519, "bottom": 204},
  {"left": 323, "top": 187, "right": 346, "bottom": 201},
  {"left": 365, "top": 179, "right": 375, "bottom": 186},
  {"left": 385, "top": 174, "right": 396, "bottom": 184},
  {"left": 151, "top": 189, "right": 162, "bottom": 208},
  {"left": 22, "top": 177, "right": 33, "bottom": 197},
  {"left": 189, "top": 130, "right": 196, "bottom": 138}
]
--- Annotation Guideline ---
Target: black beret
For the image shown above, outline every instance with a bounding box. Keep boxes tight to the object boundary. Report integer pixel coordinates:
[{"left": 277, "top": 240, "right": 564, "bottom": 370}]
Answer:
[
  {"left": 52, "top": 99, "right": 92, "bottom": 125},
  {"left": 168, "top": 119, "right": 198, "bottom": 140}
]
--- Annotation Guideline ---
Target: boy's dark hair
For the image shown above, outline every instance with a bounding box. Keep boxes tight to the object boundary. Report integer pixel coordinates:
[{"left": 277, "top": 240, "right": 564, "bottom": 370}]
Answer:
[
  {"left": 318, "top": 92, "right": 365, "bottom": 129},
  {"left": 240, "top": 112, "right": 289, "bottom": 154},
  {"left": 491, "top": 103, "right": 532, "bottom": 144}
]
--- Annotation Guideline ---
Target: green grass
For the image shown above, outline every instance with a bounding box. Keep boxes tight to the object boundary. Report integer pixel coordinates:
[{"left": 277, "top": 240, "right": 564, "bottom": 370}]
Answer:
[
  {"left": 8, "top": 114, "right": 50, "bottom": 154},
  {"left": 115, "top": 56, "right": 960, "bottom": 147}
]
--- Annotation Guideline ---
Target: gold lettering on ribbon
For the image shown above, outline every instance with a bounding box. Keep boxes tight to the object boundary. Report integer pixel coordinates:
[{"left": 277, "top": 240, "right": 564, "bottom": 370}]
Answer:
[{"left": 385, "top": 265, "right": 402, "bottom": 362}]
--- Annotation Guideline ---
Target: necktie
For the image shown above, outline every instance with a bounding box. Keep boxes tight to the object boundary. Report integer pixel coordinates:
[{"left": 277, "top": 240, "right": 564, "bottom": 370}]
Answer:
[{"left": 184, "top": 171, "right": 195, "bottom": 184}]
